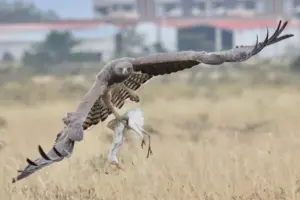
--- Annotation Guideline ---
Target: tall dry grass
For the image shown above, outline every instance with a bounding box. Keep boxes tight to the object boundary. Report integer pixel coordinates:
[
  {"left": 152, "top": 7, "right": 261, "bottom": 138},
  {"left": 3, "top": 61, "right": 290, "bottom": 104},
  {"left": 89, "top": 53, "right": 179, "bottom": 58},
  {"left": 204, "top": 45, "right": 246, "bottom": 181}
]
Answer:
[{"left": 1, "top": 71, "right": 300, "bottom": 199}]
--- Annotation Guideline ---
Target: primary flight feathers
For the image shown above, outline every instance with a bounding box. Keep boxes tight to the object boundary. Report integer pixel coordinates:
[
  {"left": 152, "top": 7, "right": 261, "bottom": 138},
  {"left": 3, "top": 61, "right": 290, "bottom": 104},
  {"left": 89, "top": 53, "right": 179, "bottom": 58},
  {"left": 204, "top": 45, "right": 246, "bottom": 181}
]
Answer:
[{"left": 12, "top": 129, "right": 75, "bottom": 183}]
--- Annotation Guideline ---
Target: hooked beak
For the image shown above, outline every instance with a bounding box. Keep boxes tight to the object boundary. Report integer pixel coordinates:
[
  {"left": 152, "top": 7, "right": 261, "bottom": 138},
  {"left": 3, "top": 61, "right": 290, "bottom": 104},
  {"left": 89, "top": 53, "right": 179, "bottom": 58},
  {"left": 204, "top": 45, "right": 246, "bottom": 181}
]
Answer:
[
  {"left": 122, "top": 68, "right": 128, "bottom": 74},
  {"left": 122, "top": 67, "right": 131, "bottom": 75}
]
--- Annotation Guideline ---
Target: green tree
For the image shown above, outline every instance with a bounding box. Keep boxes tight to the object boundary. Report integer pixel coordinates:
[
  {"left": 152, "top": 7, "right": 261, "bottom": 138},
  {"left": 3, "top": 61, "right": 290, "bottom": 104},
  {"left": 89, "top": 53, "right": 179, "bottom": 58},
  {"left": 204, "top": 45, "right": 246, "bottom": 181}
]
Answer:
[
  {"left": 0, "top": 0, "right": 59, "bottom": 23},
  {"left": 290, "top": 55, "right": 300, "bottom": 73},
  {"left": 2, "top": 51, "right": 14, "bottom": 62},
  {"left": 152, "top": 42, "right": 168, "bottom": 53},
  {"left": 22, "top": 30, "right": 80, "bottom": 74},
  {"left": 113, "top": 26, "right": 149, "bottom": 58},
  {"left": 36, "top": 31, "right": 80, "bottom": 64}
]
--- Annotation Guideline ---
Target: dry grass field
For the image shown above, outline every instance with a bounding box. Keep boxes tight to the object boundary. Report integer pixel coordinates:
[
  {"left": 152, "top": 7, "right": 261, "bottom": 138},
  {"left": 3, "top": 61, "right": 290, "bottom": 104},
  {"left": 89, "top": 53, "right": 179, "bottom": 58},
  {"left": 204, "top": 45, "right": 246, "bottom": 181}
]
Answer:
[{"left": 1, "top": 70, "right": 300, "bottom": 199}]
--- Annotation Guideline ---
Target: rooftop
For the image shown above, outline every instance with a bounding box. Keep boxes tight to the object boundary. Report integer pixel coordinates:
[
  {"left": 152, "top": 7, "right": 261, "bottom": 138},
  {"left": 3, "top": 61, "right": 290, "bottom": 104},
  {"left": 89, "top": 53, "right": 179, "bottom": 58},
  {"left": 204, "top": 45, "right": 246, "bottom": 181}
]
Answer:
[{"left": 0, "top": 17, "right": 298, "bottom": 31}]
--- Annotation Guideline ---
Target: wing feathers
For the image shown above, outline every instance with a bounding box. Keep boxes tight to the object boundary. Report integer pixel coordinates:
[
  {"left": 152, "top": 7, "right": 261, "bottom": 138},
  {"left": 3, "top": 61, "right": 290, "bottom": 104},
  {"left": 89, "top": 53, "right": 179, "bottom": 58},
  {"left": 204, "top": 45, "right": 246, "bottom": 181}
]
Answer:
[
  {"left": 82, "top": 73, "right": 152, "bottom": 130},
  {"left": 13, "top": 131, "right": 75, "bottom": 183},
  {"left": 133, "top": 59, "right": 199, "bottom": 76},
  {"left": 123, "top": 73, "right": 152, "bottom": 90},
  {"left": 82, "top": 99, "right": 111, "bottom": 130},
  {"left": 206, "top": 20, "right": 293, "bottom": 64},
  {"left": 38, "top": 145, "right": 52, "bottom": 160},
  {"left": 132, "top": 20, "right": 293, "bottom": 75}
]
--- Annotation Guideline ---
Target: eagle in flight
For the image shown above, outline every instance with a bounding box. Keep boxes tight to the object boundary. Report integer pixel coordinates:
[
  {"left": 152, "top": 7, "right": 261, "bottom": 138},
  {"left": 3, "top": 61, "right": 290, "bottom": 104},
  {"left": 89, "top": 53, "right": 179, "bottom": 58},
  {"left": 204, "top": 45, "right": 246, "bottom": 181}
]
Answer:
[
  {"left": 12, "top": 20, "right": 294, "bottom": 183},
  {"left": 80, "top": 20, "right": 293, "bottom": 130}
]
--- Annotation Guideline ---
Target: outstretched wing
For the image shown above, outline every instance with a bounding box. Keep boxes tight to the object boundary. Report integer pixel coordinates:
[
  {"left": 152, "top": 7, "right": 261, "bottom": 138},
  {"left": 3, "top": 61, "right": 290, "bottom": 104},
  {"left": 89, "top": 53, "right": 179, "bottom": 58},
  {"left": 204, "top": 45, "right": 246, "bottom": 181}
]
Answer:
[
  {"left": 82, "top": 20, "right": 293, "bottom": 130},
  {"left": 123, "top": 72, "right": 153, "bottom": 93},
  {"left": 131, "top": 20, "right": 293, "bottom": 76},
  {"left": 12, "top": 129, "right": 75, "bottom": 183},
  {"left": 82, "top": 73, "right": 152, "bottom": 130}
]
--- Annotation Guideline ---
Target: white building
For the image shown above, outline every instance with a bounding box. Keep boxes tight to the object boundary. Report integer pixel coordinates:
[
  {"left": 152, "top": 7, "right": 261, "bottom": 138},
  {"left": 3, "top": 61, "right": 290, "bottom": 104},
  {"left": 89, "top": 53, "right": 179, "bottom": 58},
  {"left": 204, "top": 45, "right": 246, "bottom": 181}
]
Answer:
[
  {"left": 0, "top": 18, "right": 298, "bottom": 63},
  {"left": 0, "top": 20, "right": 120, "bottom": 62},
  {"left": 93, "top": 0, "right": 296, "bottom": 18},
  {"left": 134, "top": 17, "right": 300, "bottom": 58}
]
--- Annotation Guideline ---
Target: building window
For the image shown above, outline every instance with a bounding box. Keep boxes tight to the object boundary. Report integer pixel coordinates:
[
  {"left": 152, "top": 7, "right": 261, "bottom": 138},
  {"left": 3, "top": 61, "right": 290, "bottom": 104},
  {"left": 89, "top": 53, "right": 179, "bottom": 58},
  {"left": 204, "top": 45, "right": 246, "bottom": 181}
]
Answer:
[
  {"left": 245, "top": 1, "right": 255, "bottom": 9},
  {"left": 164, "top": 3, "right": 176, "bottom": 12},
  {"left": 123, "top": 4, "right": 133, "bottom": 11},
  {"left": 97, "top": 6, "right": 109, "bottom": 15},
  {"left": 194, "top": 2, "right": 205, "bottom": 10},
  {"left": 212, "top": 2, "right": 224, "bottom": 9},
  {"left": 112, "top": 4, "right": 118, "bottom": 11},
  {"left": 226, "top": 0, "right": 238, "bottom": 9}
]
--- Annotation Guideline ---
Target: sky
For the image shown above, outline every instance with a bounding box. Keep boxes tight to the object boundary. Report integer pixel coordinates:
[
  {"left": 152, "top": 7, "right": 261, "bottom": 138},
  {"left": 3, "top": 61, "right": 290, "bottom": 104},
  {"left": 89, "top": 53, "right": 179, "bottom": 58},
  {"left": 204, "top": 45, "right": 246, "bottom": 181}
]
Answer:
[{"left": 21, "top": 0, "right": 94, "bottom": 19}]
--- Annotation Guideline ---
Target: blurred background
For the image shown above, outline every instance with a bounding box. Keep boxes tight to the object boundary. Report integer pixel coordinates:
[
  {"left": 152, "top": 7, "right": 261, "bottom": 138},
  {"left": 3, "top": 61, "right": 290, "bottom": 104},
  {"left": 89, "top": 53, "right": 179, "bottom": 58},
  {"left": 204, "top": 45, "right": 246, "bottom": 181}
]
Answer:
[
  {"left": 0, "top": 0, "right": 299, "bottom": 77},
  {"left": 0, "top": 0, "right": 298, "bottom": 101},
  {"left": 2, "top": 1, "right": 300, "bottom": 199},
  {"left": 0, "top": 0, "right": 299, "bottom": 84}
]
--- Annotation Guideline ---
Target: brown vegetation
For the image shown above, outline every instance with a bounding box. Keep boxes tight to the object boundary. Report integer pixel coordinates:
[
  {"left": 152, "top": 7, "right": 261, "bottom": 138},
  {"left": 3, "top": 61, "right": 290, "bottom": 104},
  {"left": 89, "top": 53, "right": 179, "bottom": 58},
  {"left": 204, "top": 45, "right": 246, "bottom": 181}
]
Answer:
[{"left": 1, "top": 65, "right": 300, "bottom": 199}]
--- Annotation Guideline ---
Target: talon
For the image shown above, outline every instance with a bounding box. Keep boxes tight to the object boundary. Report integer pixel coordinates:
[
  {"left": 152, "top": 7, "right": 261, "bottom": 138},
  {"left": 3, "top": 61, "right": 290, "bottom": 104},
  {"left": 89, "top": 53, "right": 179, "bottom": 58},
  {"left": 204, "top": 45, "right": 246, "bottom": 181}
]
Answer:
[
  {"left": 147, "top": 146, "right": 153, "bottom": 158},
  {"left": 141, "top": 139, "right": 146, "bottom": 149},
  {"left": 130, "top": 95, "right": 140, "bottom": 102}
]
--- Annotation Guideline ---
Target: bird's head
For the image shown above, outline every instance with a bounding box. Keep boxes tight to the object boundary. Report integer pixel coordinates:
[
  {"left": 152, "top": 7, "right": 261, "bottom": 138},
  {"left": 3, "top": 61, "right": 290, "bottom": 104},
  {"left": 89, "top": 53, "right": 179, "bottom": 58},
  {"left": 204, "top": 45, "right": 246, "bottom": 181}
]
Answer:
[{"left": 113, "top": 62, "right": 133, "bottom": 79}]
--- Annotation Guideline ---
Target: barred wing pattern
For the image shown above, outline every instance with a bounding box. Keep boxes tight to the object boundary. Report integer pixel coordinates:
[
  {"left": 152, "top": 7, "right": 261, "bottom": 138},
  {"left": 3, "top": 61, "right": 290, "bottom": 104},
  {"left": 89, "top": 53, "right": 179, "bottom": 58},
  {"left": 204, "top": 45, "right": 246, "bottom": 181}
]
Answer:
[
  {"left": 82, "top": 73, "right": 152, "bottom": 130},
  {"left": 12, "top": 129, "right": 75, "bottom": 183},
  {"left": 132, "top": 20, "right": 293, "bottom": 76}
]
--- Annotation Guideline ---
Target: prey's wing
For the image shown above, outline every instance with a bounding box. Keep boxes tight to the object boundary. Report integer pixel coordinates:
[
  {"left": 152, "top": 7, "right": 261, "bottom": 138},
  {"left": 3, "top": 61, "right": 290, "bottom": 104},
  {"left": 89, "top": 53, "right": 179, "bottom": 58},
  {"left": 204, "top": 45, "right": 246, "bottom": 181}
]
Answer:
[{"left": 107, "top": 108, "right": 145, "bottom": 139}]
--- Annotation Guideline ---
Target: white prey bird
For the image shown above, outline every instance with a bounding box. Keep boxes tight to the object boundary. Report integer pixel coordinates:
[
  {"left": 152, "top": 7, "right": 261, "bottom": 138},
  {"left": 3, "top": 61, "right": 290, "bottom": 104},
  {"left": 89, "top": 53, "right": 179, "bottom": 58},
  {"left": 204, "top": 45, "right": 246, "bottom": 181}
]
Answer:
[{"left": 106, "top": 108, "right": 152, "bottom": 169}]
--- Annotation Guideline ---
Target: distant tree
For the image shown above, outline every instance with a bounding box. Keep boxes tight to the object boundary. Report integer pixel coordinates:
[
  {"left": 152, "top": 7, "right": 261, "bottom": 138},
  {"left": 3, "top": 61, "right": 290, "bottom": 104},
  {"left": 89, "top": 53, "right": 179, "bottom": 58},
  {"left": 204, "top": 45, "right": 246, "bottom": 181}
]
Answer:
[
  {"left": 0, "top": 0, "right": 59, "bottom": 23},
  {"left": 2, "top": 51, "right": 14, "bottom": 62},
  {"left": 22, "top": 50, "right": 54, "bottom": 73},
  {"left": 113, "top": 26, "right": 148, "bottom": 58},
  {"left": 22, "top": 30, "right": 80, "bottom": 74},
  {"left": 21, "top": 51, "right": 33, "bottom": 66},
  {"left": 68, "top": 52, "right": 102, "bottom": 63},
  {"left": 290, "top": 55, "right": 300, "bottom": 73},
  {"left": 36, "top": 30, "right": 80, "bottom": 64},
  {"left": 152, "top": 42, "right": 168, "bottom": 53}
]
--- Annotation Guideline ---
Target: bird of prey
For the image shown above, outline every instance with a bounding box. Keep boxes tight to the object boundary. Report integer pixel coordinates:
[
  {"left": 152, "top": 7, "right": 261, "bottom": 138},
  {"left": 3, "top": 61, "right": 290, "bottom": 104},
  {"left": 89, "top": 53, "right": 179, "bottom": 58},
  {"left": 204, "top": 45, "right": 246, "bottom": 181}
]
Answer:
[
  {"left": 12, "top": 20, "right": 294, "bottom": 182},
  {"left": 80, "top": 20, "right": 293, "bottom": 131}
]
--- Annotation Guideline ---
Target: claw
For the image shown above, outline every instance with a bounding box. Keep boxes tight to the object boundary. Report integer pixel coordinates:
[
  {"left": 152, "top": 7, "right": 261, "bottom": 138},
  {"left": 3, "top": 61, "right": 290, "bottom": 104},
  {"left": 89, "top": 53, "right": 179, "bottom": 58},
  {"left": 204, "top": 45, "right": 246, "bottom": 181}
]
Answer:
[
  {"left": 147, "top": 145, "right": 153, "bottom": 158},
  {"left": 141, "top": 139, "right": 146, "bottom": 149},
  {"left": 141, "top": 129, "right": 153, "bottom": 159},
  {"left": 116, "top": 115, "right": 129, "bottom": 125}
]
